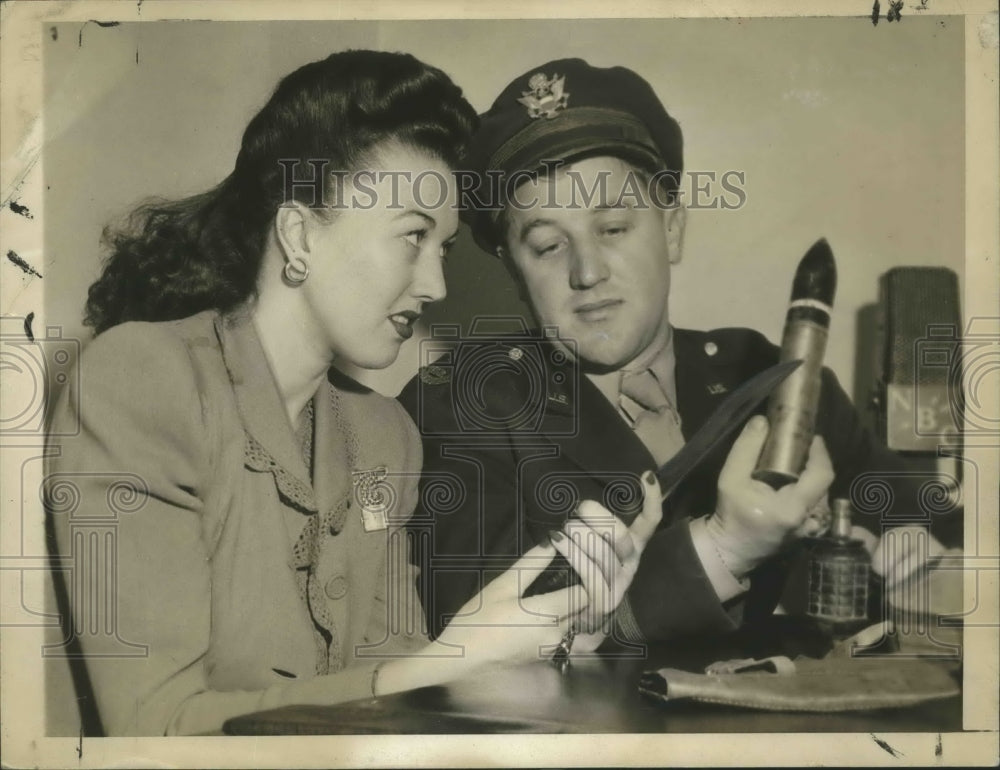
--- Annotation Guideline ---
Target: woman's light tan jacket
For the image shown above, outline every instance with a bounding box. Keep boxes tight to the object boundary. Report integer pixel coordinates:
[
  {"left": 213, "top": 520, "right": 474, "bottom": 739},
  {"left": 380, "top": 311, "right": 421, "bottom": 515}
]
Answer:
[{"left": 47, "top": 310, "right": 427, "bottom": 735}]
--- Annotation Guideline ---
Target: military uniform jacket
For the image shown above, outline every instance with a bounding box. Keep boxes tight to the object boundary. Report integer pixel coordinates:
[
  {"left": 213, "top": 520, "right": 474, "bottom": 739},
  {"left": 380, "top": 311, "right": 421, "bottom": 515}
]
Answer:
[
  {"left": 399, "top": 326, "right": 951, "bottom": 642},
  {"left": 47, "top": 310, "right": 425, "bottom": 736}
]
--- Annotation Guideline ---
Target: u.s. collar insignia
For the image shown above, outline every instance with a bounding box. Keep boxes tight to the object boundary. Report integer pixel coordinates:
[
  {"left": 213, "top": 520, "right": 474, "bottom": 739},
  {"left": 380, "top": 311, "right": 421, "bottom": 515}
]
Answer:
[
  {"left": 352, "top": 466, "right": 390, "bottom": 532},
  {"left": 517, "top": 72, "right": 569, "bottom": 119},
  {"left": 419, "top": 363, "right": 451, "bottom": 385},
  {"left": 707, "top": 382, "right": 728, "bottom": 395}
]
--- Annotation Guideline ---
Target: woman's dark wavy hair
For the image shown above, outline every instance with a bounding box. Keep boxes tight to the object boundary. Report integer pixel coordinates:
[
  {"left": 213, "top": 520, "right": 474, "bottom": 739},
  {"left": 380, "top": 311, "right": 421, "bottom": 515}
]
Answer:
[{"left": 84, "top": 50, "right": 477, "bottom": 334}]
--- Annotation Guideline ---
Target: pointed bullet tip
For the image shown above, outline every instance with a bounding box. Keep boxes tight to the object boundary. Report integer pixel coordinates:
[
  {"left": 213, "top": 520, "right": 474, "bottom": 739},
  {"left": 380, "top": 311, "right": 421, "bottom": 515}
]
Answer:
[
  {"left": 793, "top": 238, "right": 837, "bottom": 303},
  {"left": 805, "top": 237, "right": 833, "bottom": 258}
]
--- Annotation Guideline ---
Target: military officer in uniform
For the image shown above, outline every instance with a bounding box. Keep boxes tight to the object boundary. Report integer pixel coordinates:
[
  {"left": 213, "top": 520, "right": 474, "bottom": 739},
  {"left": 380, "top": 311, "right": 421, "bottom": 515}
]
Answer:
[{"left": 399, "top": 59, "right": 957, "bottom": 645}]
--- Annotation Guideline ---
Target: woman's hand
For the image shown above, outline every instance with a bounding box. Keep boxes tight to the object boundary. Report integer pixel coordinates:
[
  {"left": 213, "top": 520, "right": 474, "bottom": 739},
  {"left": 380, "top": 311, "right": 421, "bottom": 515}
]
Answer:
[
  {"left": 433, "top": 473, "right": 662, "bottom": 666},
  {"left": 432, "top": 542, "right": 577, "bottom": 667},
  {"left": 550, "top": 470, "right": 663, "bottom": 650}
]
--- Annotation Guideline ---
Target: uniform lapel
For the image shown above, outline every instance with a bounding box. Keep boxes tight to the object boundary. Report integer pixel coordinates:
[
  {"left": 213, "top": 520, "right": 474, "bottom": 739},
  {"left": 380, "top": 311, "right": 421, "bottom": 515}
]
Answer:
[
  {"left": 536, "top": 330, "right": 746, "bottom": 491},
  {"left": 671, "top": 327, "right": 781, "bottom": 521},
  {"left": 535, "top": 339, "right": 657, "bottom": 485},
  {"left": 674, "top": 328, "right": 730, "bottom": 439}
]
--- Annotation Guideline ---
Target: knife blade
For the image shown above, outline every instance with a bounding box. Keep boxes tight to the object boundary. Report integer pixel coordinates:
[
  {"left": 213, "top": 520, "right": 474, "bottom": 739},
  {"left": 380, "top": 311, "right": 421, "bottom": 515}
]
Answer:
[
  {"left": 656, "top": 358, "right": 803, "bottom": 500},
  {"left": 523, "top": 358, "right": 803, "bottom": 599}
]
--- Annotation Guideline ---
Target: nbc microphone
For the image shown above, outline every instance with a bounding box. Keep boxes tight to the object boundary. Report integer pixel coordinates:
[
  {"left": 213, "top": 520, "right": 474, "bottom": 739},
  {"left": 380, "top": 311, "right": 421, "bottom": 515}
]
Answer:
[{"left": 753, "top": 238, "right": 837, "bottom": 488}]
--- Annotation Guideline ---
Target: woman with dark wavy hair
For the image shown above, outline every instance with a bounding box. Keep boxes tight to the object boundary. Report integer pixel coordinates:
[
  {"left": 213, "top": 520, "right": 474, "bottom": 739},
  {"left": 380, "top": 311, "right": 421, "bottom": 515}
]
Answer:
[{"left": 47, "top": 50, "right": 662, "bottom": 736}]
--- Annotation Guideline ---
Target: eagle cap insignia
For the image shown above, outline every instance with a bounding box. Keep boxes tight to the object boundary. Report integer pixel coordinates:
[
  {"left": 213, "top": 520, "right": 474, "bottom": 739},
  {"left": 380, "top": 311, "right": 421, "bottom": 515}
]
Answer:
[{"left": 517, "top": 72, "right": 569, "bottom": 119}]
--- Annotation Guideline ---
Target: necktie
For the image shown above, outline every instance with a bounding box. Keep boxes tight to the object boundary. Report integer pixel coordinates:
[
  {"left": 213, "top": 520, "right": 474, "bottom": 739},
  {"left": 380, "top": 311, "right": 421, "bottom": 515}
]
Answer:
[{"left": 620, "top": 369, "right": 685, "bottom": 466}]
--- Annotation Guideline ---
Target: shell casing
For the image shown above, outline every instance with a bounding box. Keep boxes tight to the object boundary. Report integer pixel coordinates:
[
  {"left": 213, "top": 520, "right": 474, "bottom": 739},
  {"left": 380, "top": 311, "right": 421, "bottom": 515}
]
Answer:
[{"left": 753, "top": 316, "right": 829, "bottom": 487}]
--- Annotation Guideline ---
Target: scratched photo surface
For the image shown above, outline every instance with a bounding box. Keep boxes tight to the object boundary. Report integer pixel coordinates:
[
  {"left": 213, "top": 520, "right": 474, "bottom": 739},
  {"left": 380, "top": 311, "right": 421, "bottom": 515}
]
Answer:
[{"left": 2, "top": 6, "right": 997, "bottom": 769}]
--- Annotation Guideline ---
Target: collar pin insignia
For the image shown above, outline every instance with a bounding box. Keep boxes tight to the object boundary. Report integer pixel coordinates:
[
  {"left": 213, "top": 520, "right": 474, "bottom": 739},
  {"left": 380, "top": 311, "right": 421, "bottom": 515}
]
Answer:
[
  {"left": 419, "top": 363, "right": 451, "bottom": 385},
  {"left": 517, "top": 72, "right": 569, "bottom": 119},
  {"left": 708, "top": 383, "right": 728, "bottom": 395}
]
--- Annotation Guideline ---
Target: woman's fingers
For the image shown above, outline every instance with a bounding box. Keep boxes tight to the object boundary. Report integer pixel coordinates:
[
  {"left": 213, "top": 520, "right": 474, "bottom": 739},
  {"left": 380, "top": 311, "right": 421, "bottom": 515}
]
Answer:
[
  {"left": 544, "top": 473, "right": 665, "bottom": 634},
  {"left": 518, "top": 586, "right": 574, "bottom": 624},
  {"left": 516, "top": 474, "right": 665, "bottom": 641},
  {"left": 631, "top": 471, "right": 664, "bottom": 549},
  {"left": 564, "top": 521, "right": 620, "bottom": 595},
  {"left": 575, "top": 500, "right": 635, "bottom": 565},
  {"left": 489, "top": 541, "right": 558, "bottom": 598},
  {"left": 453, "top": 586, "right": 578, "bottom": 664},
  {"left": 572, "top": 471, "right": 663, "bottom": 566},
  {"left": 550, "top": 528, "right": 614, "bottom": 630}
]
